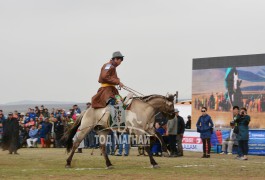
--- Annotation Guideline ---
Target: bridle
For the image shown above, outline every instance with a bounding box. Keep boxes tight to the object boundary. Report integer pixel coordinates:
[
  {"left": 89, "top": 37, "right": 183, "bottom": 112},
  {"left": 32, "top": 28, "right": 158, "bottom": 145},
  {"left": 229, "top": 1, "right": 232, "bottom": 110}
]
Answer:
[{"left": 121, "top": 85, "right": 175, "bottom": 116}]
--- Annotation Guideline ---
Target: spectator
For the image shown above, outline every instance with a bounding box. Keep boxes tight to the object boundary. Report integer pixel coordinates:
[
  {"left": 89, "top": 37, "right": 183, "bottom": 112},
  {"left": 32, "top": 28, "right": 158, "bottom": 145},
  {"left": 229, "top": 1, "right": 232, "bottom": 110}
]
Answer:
[
  {"left": 196, "top": 107, "right": 214, "bottom": 158},
  {"left": 0, "top": 113, "right": 5, "bottom": 147},
  {"left": 38, "top": 116, "right": 44, "bottom": 125},
  {"left": 166, "top": 109, "right": 178, "bottom": 157},
  {"left": 54, "top": 116, "right": 65, "bottom": 148},
  {"left": 220, "top": 121, "right": 237, "bottom": 155},
  {"left": 151, "top": 122, "right": 166, "bottom": 156},
  {"left": 19, "top": 126, "right": 29, "bottom": 148},
  {"left": 43, "top": 108, "right": 50, "bottom": 118},
  {"left": 39, "top": 124, "right": 46, "bottom": 148},
  {"left": 35, "top": 106, "right": 40, "bottom": 117},
  {"left": 176, "top": 109, "right": 185, "bottom": 156},
  {"left": 232, "top": 106, "right": 242, "bottom": 157},
  {"left": 2, "top": 112, "right": 20, "bottom": 154},
  {"left": 25, "top": 118, "right": 35, "bottom": 127},
  {"left": 27, "top": 126, "right": 39, "bottom": 148},
  {"left": 48, "top": 113, "right": 56, "bottom": 137},
  {"left": 39, "top": 108, "right": 45, "bottom": 118},
  {"left": 39, "top": 118, "right": 52, "bottom": 148},
  {"left": 73, "top": 105, "right": 81, "bottom": 114},
  {"left": 106, "top": 131, "right": 116, "bottom": 155},
  {"left": 66, "top": 112, "right": 74, "bottom": 126},
  {"left": 73, "top": 114, "right": 85, "bottom": 153},
  {"left": 24, "top": 113, "right": 30, "bottom": 124},
  {"left": 29, "top": 109, "right": 36, "bottom": 120},
  {"left": 86, "top": 102, "right": 92, "bottom": 109},
  {"left": 236, "top": 107, "right": 250, "bottom": 160},
  {"left": 185, "top": 115, "right": 191, "bottom": 129},
  {"left": 19, "top": 112, "right": 26, "bottom": 125},
  {"left": 116, "top": 131, "right": 130, "bottom": 156},
  {"left": 88, "top": 130, "right": 97, "bottom": 148}
]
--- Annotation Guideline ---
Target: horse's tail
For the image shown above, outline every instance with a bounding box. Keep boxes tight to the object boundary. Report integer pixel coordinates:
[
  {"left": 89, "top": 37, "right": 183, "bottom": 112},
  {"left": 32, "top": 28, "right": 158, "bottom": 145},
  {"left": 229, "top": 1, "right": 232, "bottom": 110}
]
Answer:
[{"left": 61, "top": 111, "right": 85, "bottom": 153}]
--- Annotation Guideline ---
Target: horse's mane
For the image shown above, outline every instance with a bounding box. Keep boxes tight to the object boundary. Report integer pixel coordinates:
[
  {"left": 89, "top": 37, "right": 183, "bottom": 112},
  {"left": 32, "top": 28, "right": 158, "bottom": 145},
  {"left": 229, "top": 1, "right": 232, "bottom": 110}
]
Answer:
[{"left": 134, "top": 94, "right": 169, "bottom": 102}]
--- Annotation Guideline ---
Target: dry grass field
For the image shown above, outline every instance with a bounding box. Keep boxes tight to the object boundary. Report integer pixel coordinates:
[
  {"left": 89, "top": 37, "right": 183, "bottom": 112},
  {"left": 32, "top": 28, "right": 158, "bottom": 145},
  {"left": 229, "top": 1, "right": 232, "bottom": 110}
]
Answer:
[{"left": 1, "top": 148, "right": 265, "bottom": 180}]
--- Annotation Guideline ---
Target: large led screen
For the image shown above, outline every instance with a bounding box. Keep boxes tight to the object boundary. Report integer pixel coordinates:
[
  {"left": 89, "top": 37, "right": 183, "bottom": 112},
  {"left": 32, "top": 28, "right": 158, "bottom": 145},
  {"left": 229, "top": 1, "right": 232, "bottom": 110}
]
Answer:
[{"left": 192, "top": 54, "right": 265, "bottom": 129}]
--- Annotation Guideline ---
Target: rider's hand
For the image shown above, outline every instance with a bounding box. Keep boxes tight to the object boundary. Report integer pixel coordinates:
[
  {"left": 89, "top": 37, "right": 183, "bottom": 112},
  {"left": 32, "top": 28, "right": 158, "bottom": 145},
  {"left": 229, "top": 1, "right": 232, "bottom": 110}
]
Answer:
[{"left": 119, "top": 82, "right": 124, "bottom": 88}]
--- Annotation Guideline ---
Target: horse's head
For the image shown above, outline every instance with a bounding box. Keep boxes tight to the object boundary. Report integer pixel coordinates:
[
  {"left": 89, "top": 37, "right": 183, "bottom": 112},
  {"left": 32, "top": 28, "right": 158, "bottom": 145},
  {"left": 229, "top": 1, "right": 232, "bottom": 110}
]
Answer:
[
  {"left": 136, "top": 94, "right": 176, "bottom": 119},
  {"left": 161, "top": 94, "right": 175, "bottom": 119}
]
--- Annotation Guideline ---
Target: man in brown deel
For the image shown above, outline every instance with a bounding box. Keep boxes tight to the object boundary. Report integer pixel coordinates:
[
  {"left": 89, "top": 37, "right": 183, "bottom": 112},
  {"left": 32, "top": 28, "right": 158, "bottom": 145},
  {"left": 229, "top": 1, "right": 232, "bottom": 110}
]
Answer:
[{"left": 92, "top": 51, "right": 125, "bottom": 109}]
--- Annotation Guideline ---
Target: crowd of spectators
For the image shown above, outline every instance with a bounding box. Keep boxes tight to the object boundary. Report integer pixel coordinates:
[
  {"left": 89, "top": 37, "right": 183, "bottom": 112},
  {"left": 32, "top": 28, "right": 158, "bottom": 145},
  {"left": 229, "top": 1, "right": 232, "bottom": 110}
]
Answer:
[{"left": 0, "top": 103, "right": 98, "bottom": 150}]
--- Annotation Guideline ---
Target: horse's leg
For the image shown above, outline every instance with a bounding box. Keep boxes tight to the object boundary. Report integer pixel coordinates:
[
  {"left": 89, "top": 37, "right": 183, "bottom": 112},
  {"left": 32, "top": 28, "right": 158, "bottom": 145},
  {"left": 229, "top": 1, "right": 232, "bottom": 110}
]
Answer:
[
  {"left": 144, "top": 135, "right": 159, "bottom": 168},
  {"left": 65, "top": 126, "right": 92, "bottom": 168},
  {"left": 97, "top": 130, "right": 113, "bottom": 168},
  {"left": 155, "top": 132, "right": 170, "bottom": 157}
]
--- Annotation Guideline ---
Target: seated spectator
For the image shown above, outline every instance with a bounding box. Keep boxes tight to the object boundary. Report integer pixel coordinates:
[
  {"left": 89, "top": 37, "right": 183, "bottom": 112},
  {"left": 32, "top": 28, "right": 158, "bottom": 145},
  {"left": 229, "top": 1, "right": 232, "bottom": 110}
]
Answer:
[
  {"left": 19, "top": 126, "right": 30, "bottom": 148},
  {"left": 29, "top": 109, "right": 36, "bottom": 120},
  {"left": 24, "top": 113, "right": 30, "bottom": 124},
  {"left": 43, "top": 108, "right": 50, "bottom": 118},
  {"left": 19, "top": 112, "right": 26, "bottom": 125},
  {"left": 25, "top": 118, "right": 35, "bottom": 127},
  {"left": 220, "top": 121, "right": 237, "bottom": 155},
  {"left": 27, "top": 126, "right": 39, "bottom": 148}
]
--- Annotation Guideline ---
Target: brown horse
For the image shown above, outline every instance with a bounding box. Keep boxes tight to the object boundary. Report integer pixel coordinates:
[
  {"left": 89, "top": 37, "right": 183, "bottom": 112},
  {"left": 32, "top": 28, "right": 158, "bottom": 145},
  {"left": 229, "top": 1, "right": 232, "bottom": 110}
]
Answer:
[{"left": 62, "top": 94, "right": 175, "bottom": 168}]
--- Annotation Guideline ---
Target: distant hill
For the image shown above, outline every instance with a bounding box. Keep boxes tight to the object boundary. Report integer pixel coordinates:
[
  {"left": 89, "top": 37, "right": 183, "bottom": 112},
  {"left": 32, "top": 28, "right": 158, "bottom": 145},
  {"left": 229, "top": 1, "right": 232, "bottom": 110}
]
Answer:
[
  {"left": 4, "top": 100, "right": 77, "bottom": 106},
  {"left": 0, "top": 98, "right": 190, "bottom": 114},
  {"left": 0, "top": 102, "right": 87, "bottom": 114}
]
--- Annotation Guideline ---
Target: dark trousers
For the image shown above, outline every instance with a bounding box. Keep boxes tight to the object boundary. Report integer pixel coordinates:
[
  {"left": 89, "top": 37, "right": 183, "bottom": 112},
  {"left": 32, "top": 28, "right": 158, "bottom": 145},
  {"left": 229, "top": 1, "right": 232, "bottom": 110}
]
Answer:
[
  {"left": 168, "top": 135, "right": 177, "bottom": 155},
  {"left": 202, "top": 138, "right": 211, "bottom": 155},
  {"left": 238, "top": 140, "right": 248, "bottom": 156}
]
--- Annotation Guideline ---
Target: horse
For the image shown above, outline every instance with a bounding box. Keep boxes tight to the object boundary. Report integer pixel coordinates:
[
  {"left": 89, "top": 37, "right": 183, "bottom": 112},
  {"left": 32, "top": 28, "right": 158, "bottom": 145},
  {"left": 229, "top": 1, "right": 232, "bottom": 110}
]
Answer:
[{"left": 61, "top": 94, "right": 176, "bottom": 169}]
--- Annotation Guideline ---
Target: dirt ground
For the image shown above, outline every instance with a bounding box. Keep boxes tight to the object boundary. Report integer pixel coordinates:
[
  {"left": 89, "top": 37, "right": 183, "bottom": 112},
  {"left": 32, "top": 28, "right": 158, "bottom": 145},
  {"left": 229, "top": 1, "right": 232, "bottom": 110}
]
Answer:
[{"left": 1, "top": 147, "right": 265, "bottom": 180}]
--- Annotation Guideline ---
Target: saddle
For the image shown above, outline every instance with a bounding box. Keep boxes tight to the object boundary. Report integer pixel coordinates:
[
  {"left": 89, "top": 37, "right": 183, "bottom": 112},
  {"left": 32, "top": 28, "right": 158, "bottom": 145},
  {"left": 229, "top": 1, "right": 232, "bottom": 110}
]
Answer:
[{"left": 108, "top": 93, "right": 133, "bottom": 131}]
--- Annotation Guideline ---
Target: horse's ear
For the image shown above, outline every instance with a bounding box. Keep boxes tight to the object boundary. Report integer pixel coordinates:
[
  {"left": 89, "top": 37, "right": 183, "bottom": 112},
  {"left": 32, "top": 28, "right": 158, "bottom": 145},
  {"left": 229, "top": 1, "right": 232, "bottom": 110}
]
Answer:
[
  {"left": 166, "top": 94, "right": 174, "bottom": 102},
  {"left": 174, "top": 91, "right": 178, "bottom": 103}
]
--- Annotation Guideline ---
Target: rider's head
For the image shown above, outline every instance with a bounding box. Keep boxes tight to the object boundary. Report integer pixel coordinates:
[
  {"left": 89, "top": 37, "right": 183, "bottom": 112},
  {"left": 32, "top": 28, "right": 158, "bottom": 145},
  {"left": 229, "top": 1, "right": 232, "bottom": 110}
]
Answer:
[{"left": 111, "top": 51, "right": 124, "bottom": 67}]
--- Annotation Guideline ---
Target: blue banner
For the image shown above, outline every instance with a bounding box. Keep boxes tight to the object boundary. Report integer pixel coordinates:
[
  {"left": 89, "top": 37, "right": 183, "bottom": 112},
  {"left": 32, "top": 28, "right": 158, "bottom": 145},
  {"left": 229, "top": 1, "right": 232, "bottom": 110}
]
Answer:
[
  {"left": 212, "top": 129, "right": 265, "bottom": 155},
  {"left": 248, "top": 130, "right": 265, "bottom": 155}
]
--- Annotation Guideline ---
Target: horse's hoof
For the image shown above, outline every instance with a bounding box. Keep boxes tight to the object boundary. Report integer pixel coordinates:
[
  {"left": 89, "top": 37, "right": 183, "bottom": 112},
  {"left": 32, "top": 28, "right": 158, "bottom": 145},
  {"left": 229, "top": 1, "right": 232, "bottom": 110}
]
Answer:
[
  {"left": 152, "top": 164, "right": 160, "bottom": 169},
  {"left": 106, "top": 165, "right": 114, "bottom": 169},
  {"left": 65, "top": 165, "right": 71, "bottom": 168}
]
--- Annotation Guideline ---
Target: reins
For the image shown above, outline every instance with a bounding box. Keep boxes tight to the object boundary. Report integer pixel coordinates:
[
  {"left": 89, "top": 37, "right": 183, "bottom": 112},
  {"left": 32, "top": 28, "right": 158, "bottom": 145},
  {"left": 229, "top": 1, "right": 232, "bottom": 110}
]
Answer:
[{"left": 122, "top": 85, "right": 145, "bottom": 97}]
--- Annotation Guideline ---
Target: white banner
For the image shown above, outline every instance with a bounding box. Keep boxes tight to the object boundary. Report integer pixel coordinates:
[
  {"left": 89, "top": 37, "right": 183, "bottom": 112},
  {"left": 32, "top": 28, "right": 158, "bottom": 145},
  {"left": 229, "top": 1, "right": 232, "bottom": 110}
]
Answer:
[{"left": 182, "top": 130, "right": 203, "bottom": 152}]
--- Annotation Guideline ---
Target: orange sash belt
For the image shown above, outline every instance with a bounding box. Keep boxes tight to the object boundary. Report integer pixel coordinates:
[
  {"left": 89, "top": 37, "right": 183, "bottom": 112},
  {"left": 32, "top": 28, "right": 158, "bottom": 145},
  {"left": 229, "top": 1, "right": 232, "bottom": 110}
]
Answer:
[{"left": 101, "top": 83, "right": 115, "bottom": 87}]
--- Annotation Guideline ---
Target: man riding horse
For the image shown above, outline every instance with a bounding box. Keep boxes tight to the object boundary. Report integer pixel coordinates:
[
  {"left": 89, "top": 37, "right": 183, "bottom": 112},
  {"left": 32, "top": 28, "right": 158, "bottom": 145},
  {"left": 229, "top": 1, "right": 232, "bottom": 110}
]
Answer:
[
  {"left": 92, "top": 51, "right": 125, "bottom": 108},
  {"left": 91, "top": 51, "right": 126, "bottom": 127},
  {"left": 62, "top": 51, "right": 176, "bottom": 168}
]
